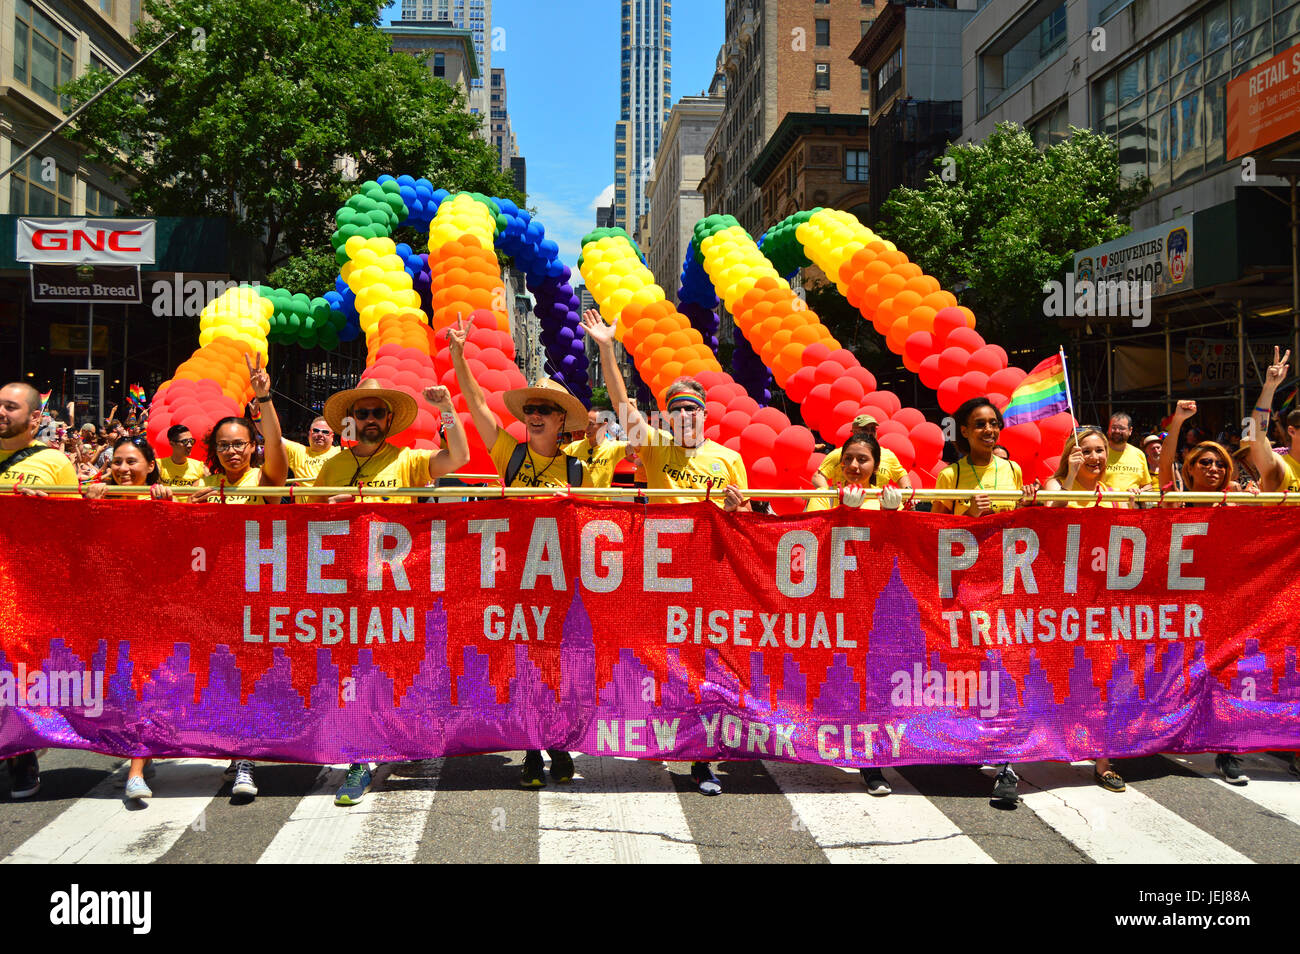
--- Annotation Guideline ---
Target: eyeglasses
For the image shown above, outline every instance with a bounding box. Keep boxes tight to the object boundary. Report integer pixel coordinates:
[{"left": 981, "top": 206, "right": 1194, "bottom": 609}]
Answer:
[
  {"left": 350, "top": 407, "right": 389, "bottom": 421},
  {"left": 522, "top": 404, "right": 559, "bottom": 416},
  {"left": 215, "top": 440, "right": 251, "bottom": 453},
  {"left": 667, "top": 404, "right": 704, "bottom": 416}
]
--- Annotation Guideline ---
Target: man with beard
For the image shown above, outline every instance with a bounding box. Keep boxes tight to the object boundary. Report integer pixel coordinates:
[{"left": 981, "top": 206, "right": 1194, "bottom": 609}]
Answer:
[
  {"left": 1105, "top": 412, "right": 1151, "bottom": 493},
  {"left": 0, "top": 382, "right": 80, "bottom": 798}
]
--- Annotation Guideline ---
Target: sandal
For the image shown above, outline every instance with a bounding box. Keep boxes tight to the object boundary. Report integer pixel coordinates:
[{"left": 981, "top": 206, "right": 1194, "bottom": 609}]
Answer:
[{"left": 1094, "top": 769, "right": 1126, "bottom": 792}]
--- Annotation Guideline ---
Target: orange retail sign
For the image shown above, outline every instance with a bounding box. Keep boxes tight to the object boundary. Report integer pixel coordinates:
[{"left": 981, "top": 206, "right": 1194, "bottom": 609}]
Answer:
[{"left": 1228, "top": 41, "right": 1300, "bottom": 159}]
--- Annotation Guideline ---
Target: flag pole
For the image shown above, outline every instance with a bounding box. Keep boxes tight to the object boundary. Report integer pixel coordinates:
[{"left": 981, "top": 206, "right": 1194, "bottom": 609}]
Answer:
[{"left": 1058, "top": 345, "right": 1079, "bottom": 429}]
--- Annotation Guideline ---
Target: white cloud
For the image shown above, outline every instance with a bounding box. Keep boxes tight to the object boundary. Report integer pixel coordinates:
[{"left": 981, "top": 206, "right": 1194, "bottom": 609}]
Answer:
[
  {"left": 527, "top": 190, "right": 607, "bottom": 279},
  {"left": 590, "top": 183, "right": 615, "bottom": 211}
]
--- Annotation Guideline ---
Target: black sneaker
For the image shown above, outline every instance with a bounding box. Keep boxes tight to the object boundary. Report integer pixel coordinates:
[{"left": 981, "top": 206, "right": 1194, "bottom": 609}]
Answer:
[
  {"left": 7, "top": 753, "right": 39, "bottom": 799},
  {"left": 690, "top": 762, "right": 721, "bottom": 795},
  {"left": 1289, "top": 754, "right": 1299, "bottom": 779},
  {"left": 861, "top": 768, "right": 891, "bottom": 796},
  {"left": 520, "top": 750, "right": 545, "bottom": 788},
  {"left": 548, "top": 750, "right": 574, "bottom": 783},
  {"left": 992, "top": 764, "right": 1019, "bottom": 803},
  {"left": 1215, "top": 753, "right": 1249, "bottom": 785}
]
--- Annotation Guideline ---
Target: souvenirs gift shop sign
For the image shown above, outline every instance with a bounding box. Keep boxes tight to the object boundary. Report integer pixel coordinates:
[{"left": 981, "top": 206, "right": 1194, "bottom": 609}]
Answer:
[
  {"left": 1184, "top": 337, "right": 1289, "bottom": 390},
  {"left": 1073, "top": 215, "right": 1193, "bottom": 298}
]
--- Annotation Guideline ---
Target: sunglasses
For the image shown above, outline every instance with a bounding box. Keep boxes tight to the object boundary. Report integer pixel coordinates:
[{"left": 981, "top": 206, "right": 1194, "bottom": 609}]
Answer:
[
  {"left": 215, "top": 440, "right": 251, "bottom": 453},
  {"left": 1193, "top": 457, "right": 1225, "bottom": 470},
  {"left": 309, "top": 428, "right": 333, "bottom": 435},
  {"left": 522, "top": 404, "right": 560, "bottom": 416},
  {"left": 350, "top": 407, "right": 389, "bottom": 421},
  {"left": 175, "top": 438, "right": 195, "bottom": 446}
]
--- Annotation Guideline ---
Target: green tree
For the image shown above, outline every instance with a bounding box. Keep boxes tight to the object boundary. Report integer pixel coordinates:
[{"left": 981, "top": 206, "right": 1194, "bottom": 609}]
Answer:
[
  {"left": 876, "top": 123, "right": 1147, "bottom": 347},
  {"left": 62, "top": 0, "right": 521, "bottom": 284}
]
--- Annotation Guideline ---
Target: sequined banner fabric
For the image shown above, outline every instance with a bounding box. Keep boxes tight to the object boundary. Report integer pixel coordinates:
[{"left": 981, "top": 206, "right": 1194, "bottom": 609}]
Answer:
[{"left": 1, "top": 497, "right": 1297, "bottom": 765}]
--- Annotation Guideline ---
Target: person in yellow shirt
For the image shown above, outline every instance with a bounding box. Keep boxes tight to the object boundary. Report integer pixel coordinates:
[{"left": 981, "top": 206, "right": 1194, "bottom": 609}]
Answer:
[
  {"left": 812, "top": 413, "right": 911, "bottom": 492},
  {"left": 1249, "top": 346, "right": 1300, "bottom": 499},
  {"left": 157, "top": 424, "right": 209, "bottom": 487},
  {"left": 583, "top": 309, "right": 747, "bottom": 797},
  {"left": 562, "top": 409, "right": 629, "bottom": 489},
  {"left": 932, "top": 397, "right": 1024, "bottom": 518},
  {"left": 807, "top": 433, "right": 890, "bottom": 512},
  {"left": 1043, "top": 427, "right": 1127, "bottom": 510},
  {"left": 190, "top": 354, "right": 287, "bottom": 509},
  {"left": 1105, "top": 412, "right": 1151, "bottom": 493},
  {"left": 313, "top": 380, "right": 468, "bottom": 504},
  {"left": 0, "top": 381, "right": 79, "bottom": 498},
  {"left": 282, "top": 416, "right": 341, "bottom": 483},
  {"left": 448, "top": 316, "right": 587, "bottom": 790}
]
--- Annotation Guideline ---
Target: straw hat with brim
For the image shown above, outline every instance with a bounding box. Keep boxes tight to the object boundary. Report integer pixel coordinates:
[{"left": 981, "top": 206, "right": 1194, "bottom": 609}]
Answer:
[
  {"left": 323, "top": 378, "right": 418, "bottom": 438},
  {"left": 503, "top": 378, "right": 588, "bottom": 432}
]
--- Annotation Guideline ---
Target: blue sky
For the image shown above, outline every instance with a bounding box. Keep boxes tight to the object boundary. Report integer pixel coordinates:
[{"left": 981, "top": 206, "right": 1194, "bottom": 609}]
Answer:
[{"left": 381, "top": 0, "right": 723, "bottom": 269}]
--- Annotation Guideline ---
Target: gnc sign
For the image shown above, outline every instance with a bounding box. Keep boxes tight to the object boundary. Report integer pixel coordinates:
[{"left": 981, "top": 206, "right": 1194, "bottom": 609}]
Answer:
[{"left": 16, "top": 217, "right": 155, "bottom": 265}]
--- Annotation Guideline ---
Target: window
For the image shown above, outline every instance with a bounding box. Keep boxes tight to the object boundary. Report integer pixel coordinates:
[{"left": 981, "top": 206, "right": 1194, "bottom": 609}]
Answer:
[
  {"left": 1039, "top": 4, "right": 1066, "bottom": 56},
  {"left": 815, "top": 62, "right": 830, "bottom": 89},
  {"left": 862, "top": 20, "right": 871, "bottom": 36},
  {"left": 8, "top": 144, "right": 72, "bottom": 215},
  {"left": 815, "top": 105, "right": 830, "bottom": 113},
  {"left": 14, "top": 0, "right": 78, "bottom": 110},
  {"left": 816, "top": 19, "right": 830, "bottom": 46},
  {"left": 85, "top": 182, "right": 117, "bottom": 216},
  {"left": 861, "top": 67, "right": 870, "bottom": 91},
  {"left": 876, "top": 45, "right": 902, "bottom": 101},
  {"left": 433, "top": 53, "right": 445, "bottom": 77},
  {"left": 845, "top": 149, "right": 869, "bottom": 182}
]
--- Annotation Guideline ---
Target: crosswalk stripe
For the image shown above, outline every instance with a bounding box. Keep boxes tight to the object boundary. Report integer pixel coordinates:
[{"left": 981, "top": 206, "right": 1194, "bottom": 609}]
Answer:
[
  {"left": 1, "top": 759, "right": 222, "bottom": 864},
  {"left": 1015, "top": 760, "right": 1253, "bottom": 864},
  {"left": 1163, "top": 753, "right": 1300, "bottom": 828},
  {"left": 538, "top": 755, "right": 699, "bottom": 864},
  {"left": 256, "top": 762, "right": 441, "bottom": 864},
  {"left": 762, "top": 760, "right": 996, "bottom": 864}
]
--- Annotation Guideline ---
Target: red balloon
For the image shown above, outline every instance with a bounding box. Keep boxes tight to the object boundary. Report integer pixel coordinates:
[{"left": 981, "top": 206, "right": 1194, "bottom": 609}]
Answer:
[
  {"left": 983, "top": 344, "right": 1008, "bottom": 369},
  {"left": 814, "top": 360, "right": 842, "bottom": 386},
  {"left": 904, "top": 331, "right": 935, "bottom": 367},
  {"left": 946, "top": 327, "right": 985, "bottom": 353},
  {"left": 705, "top": 400, "right": 728, "bottom": 422},
  {"left": 1037, "top": 412, "right": 1075, "bottom": 458},
  {"left": 729, "top": 395, "right": 760, "bottom": 418},
  {"left": 871, "top": 389, "right": 901, "bottom": 417},
  {"left": 988, "top": 366, "right": 1026, "bottom": 395},
  {"left": 938, "top": 346, "right": 969, "bottom": 380},
  {"left": 802, "top": 342, "right": 832, "bottom": 367},
  {"left": 987, "top": 391, "right": 1009, "bottom": 410},
  {"left": 909, "top": 421, "right": 945, "bottom": 464},
  {"left": 829, "top": 376, "right": 866, "bottom": 407},
  {"left": 932, "top": 307, "right": 968, "bottom": 343},
  {"left": 893, "top": 407, "right": 926, "bottom": 431},
  {"left": 694, "top": 370, "right": 725, "bottom": 389},
  {"left": 707, "top": 383, "right": 743, "bottom": 406},
  {"left": 918, "top": 354, "right": 945, "bottom": 390},
  {"left": 877, "top": 432, "right": 915, "bottom": 472},
  {"left": 719, "top": 410, "right": 750, "bottom": 441},
  {"left": 826, "top": 349, "right": 858, "bottom": 371},
  {"left": 752, "top": 406, "right": 789, "bottom": 431},
  {"left": 998, "top": 422, "right": 1042, "bottom": 463},
  {"left": 723, "top": 435, "right": 743, "bottom": 454},
  {"left": 831, "top": 400, "right": 861, "bottom": 427},
  {"left": 802, "top": 383, "right": 834, "bottom": 429},
  {"left": 772, "top": 426, "right": 815, "bottom": 471},
  {"left": 843, "top": 366, "right": 877, "bottom": 394},
  {"left": 957, "top": 370, "right": 990, "bottom": 404},
  {"left": 937, "top": 376, "right": 963, "bottom": 414},
  {"left": 875, "top": 420, "right": 909, "bottom": 441},
  {"left": 749, "top": 455, "right": 780, "bottom": 487},
  {"left": 784, "top": 366, "right": 818, "bottom": 403},
  {"left": 967, "top": 345, "right": 1004, "bottom": 376},
  {"left": 704, "top": 423, "right": 722, "bottom": 442}
]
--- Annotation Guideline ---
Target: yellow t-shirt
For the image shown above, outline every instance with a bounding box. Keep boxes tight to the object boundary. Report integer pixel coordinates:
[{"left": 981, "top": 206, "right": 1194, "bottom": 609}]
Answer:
[
  {"left": 0, "top": 442, "right": 78, "bottom": 495},
  {"left": 1060, "top": 481, "right": 1117, "bottom": 508},
  {"left": 314, "top": 443, "right": 437, "bottom": 503},
  {"left": 934, "top": 456, "right": 1024, "bottom": 516},
  {"left": 1106, "top": 443, "right": 1151, "bottom": 492},
  {"left": 284, "top": 439, "right": 341, "bottom": 482},
  {"left": 818, "top": 446, "right": 908, "bottom": 486},
  {"left": 562, "top": 438, "right": 630, "bottom": 489},
  {"left": 636, "top": 429, "right": 747, "bottom": 507},
  {"left": 157, "top": 456, "right": 207, "bottom": 487},
  {"left": 490, "top": 430, "right": 591, "bottom": 491},
  {"left": 200, "top": 468, "right": 271, "bottom": 505}
]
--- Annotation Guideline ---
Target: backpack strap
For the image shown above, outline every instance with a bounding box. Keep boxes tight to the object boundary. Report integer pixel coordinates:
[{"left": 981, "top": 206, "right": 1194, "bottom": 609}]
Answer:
[
  {"left": 503, "top": 442, "right": 529, "bottom": 487},
  {"left": 566, "top": 454, "right": 584, "bottom": 487},
  {"left": 0, "top": 445, "right": 51, "bottom": 478}
]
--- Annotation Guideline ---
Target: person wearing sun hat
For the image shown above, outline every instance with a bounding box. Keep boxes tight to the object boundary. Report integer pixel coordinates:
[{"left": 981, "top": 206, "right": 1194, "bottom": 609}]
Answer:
[
  {"left": 447, "top": 316, "right": 590, "bottom": 790},
  {"left": 811, "top": 412, "right": 910, "bottom": 493},
  {"left": 312, "top": 378, "right": 470, "bottom": 505}
]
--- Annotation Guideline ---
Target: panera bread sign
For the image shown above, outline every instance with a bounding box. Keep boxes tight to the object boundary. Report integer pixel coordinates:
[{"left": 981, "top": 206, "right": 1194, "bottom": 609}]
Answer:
[
  {"left": 1227, "top": 41, "right": 1300, "bottom": 158},
  {"left": 15, "top": 217, "right": 156, "bottom": 265}
]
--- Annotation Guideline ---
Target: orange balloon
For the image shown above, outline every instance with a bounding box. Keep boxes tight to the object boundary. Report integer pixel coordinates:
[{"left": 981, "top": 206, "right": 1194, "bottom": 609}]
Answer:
[
  {"left": 659, "top": 360, "right": 685, "bottom": 383},
  {"left": 893, "top": 263, "right": 922, "bottom": 281},
  {"left": 906, "top": 305, "right": 938, "bottom": 336},
  {"left": 663, "top": 330, "right": 692, "bottom": 351},
  {"left": 650, "top": 346, "right": 675, "bottom": 368},
  {"left": 905, "top": 275, "right": 940, "bottom": 297},
  {"left": 958, "top": 306, "right": 977, "bottom": 328},
  {"left": 876, "top": 249, "right": 907, "bottom": 268},
  {"left": 922, "top": 290, "right": 958, "bottom": 311},
  {"left": 791, "top": 324, "right": 822, "bottom": 346},
  {"left": 848, "top": 247, "right": 879, "bottom": 273}
]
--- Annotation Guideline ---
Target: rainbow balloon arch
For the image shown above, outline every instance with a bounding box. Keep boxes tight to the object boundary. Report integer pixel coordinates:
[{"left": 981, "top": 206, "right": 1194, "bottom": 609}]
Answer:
[{"left": 145, "top": 177, "right": 1074, "bottom": 503}]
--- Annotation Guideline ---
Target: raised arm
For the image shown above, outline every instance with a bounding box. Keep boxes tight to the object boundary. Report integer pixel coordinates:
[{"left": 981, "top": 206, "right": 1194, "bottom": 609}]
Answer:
[
  {"left": 446, "top": 317, "right": 502, "bottom": 451},
  {"left": 582, "top": 309, "right": 650, "bottom": 449},
  {"left": 421, "top": 385, "right": 470, "bottom": 478},
  {"left": 1250, "top": 346, "right": 1290, "bottom": 491},
  {"left": 1158, "top": 400, "right": 1195, "bottom": 496},
  {"left": 247, "top": 353, "right": 287, "bottom": 487}
]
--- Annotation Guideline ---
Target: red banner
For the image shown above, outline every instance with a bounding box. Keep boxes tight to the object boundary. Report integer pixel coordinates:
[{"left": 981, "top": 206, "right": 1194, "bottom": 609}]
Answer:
[{"left": 1, "top": 497, "right": 1297, "bottom": 765}]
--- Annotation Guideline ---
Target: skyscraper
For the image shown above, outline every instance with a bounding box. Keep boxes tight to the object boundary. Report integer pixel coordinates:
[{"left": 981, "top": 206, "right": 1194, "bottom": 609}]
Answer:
[
  {"left": 615, "top": 0, "right": 672, "bottom": 235},
  {"left": 400, "top": 0, "right": 492, "bottom": 134}
]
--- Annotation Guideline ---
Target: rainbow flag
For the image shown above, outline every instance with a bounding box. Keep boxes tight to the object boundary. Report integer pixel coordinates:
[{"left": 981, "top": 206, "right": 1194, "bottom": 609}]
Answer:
[
  {"left": 128, "top": 384, "right": 147, "bottom": 408},
  {"left": 37, "top": 390, "right": 51, "bottom": 416},
  {"left": 1002, "top": 352, "right": 1070, "bottom": 427}
]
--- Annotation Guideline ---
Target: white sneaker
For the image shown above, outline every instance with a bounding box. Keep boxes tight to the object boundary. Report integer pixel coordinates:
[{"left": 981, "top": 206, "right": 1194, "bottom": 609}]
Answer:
[
  {"left": 125, "top": 776, "right": 152, "bottom": 800},
  {"left": 231, "top": 760, "right": 258, "bottom": 798}
]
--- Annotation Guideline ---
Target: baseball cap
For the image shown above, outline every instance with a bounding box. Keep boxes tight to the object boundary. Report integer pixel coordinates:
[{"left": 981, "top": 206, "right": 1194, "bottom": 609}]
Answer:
[{"left": 852, "top": 413, "right": 878, "bottom": 428}]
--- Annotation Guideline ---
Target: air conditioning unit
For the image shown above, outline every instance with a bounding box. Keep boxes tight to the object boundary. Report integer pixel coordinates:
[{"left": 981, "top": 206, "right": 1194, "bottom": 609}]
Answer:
[{"left": 816, "top": 64, "right": 828, "bottom": 73}]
